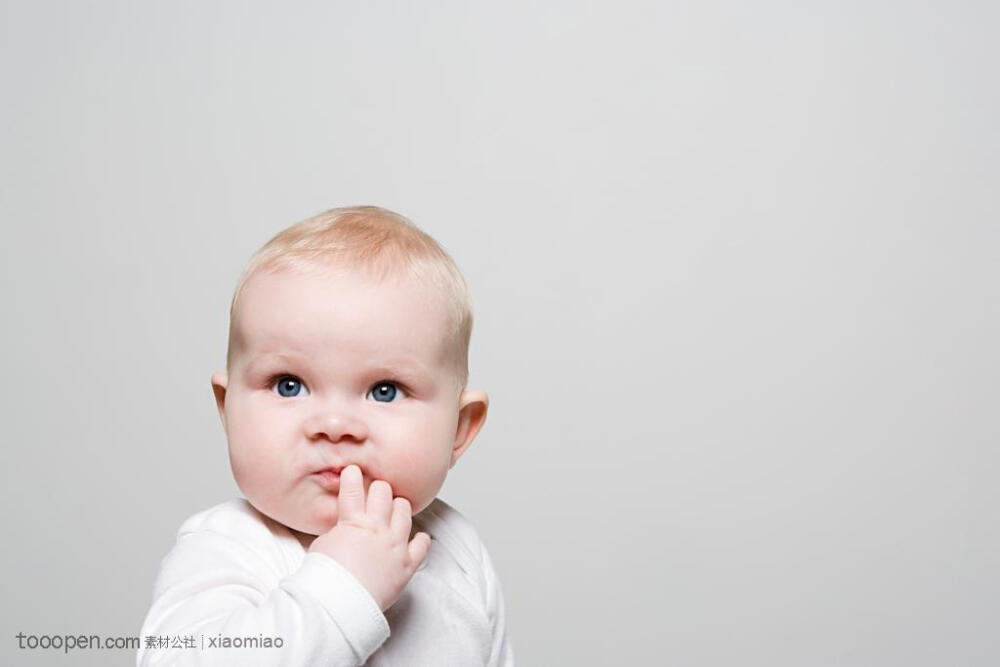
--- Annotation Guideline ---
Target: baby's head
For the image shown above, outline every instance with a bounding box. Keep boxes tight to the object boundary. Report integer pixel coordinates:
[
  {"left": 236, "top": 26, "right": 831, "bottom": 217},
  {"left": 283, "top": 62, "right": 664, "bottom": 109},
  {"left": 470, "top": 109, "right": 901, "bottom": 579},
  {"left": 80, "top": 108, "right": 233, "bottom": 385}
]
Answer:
[{"left": 210, "top": 206, "right": 489, "bottom": 539}]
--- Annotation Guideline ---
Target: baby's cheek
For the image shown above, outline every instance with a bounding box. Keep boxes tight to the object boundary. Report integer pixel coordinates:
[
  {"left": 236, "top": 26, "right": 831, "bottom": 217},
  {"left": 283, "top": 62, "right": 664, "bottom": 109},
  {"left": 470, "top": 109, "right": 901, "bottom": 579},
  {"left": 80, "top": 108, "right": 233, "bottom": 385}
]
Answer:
[
  {"left": 227, "top": 448, "right": 255, "bottom": 488},
  {"left": 399, "top": 460, "right": 449, "bottom": 514},
  {"left": 230, "top": 445, "right": 268, "bottom": 488},
  {"left": 378, "top": 421, "right": 452, "bottom": 508}
]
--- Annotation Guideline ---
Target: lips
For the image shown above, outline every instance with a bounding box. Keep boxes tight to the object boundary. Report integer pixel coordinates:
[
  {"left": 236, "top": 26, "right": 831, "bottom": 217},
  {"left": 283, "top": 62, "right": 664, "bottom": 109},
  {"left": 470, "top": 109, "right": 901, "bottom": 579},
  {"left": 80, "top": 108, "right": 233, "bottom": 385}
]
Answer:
[
  {"left": 312, "top": 468, "right": 342, "bottom": 491},
  {"left": 311, "top": 463, "right": 367, "bottom": 492}
]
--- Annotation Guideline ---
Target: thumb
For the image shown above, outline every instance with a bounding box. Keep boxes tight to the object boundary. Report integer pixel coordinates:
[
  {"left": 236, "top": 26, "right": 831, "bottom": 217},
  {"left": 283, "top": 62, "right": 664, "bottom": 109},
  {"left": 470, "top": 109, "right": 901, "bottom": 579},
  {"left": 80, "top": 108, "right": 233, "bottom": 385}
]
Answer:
[{"left": 409, "top": 531, "right": 431, "bottom": 567}]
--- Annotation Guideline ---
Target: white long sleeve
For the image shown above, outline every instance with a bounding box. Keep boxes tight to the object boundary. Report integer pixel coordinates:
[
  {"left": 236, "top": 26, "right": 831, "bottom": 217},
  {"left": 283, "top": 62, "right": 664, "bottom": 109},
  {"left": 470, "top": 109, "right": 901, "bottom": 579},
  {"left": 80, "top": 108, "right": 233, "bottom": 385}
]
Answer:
[
  {"left": 137, "top": 498, "right": 514, "bottom": 667},
  {"left": 137, "top": 503, "right": 389, "bottom": 666},
  {"left": 480, "top": 540, "right": 514, "bottom": 667}
]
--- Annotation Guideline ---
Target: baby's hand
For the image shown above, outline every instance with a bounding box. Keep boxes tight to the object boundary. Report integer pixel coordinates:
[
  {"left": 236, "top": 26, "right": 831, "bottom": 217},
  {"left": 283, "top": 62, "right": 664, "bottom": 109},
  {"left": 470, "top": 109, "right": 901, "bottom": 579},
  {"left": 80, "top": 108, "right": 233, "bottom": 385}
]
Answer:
[{"left": 308, "top": 465, "right": 431, "bottom": 611}]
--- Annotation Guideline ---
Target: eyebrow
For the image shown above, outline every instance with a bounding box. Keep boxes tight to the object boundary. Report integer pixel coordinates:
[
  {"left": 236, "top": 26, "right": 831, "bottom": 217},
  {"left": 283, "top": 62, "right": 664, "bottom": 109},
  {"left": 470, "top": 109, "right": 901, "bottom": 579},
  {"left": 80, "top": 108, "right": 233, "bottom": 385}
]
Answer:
[
  {"left": 247, "top": 352, "right": 303, "bottom": 369},
  {"left": 368, "top": 363, "right": 431, "bottom": 385},
  {"left": 248, "top": 353, "right": 432, "bottom": 383}
]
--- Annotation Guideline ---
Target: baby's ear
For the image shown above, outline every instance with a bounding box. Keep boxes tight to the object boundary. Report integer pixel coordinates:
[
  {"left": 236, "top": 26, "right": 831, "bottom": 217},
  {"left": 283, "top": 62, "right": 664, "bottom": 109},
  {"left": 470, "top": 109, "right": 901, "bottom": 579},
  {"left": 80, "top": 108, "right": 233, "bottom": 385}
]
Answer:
[
  {"left": 451, "top": 390, "right": 489, "bottom": 468},
  {"left": 210, "top": 372, "right": 229, "bottom": 430}
]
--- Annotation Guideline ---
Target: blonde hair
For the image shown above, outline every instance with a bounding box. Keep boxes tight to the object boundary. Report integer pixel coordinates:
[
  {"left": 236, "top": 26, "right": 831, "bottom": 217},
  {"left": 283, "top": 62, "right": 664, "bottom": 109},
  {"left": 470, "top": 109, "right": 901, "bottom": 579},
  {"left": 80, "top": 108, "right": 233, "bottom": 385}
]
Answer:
[{"left": 226, "top": 206, "right": 474, "bottom": 392}]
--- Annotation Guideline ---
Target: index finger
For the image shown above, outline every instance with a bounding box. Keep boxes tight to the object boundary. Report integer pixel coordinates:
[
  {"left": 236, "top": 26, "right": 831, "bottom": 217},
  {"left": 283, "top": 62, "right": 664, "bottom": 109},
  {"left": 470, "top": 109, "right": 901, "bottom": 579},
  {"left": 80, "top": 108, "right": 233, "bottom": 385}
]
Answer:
[{"left": 337, "top": 464, "right": 366, "bottom": 522}]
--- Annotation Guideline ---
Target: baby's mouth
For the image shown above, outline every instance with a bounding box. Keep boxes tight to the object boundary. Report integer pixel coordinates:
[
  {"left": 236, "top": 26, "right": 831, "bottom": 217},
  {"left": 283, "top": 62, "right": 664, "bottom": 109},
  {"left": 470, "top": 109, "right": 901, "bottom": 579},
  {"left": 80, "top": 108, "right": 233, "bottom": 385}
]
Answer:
[
  {"left": 310, "top": 463, "right": 371, "bottom": 493},
  {"left": 312, "top": 468, "right": 342, "bottom": 491}
]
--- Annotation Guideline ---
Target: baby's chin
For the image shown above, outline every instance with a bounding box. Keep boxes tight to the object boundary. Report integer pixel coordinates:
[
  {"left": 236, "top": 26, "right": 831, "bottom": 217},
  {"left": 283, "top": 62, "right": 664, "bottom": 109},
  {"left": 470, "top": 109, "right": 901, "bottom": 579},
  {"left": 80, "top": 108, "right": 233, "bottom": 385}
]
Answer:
[
  {"left": 245, "top": 495, "right": 339, "bottom": 540},
  {"left": 252, "top": 489, "right": 434, "bottom": 542},
  {"left": 287, "top": 502, "right": 340, "bottom": 537}
]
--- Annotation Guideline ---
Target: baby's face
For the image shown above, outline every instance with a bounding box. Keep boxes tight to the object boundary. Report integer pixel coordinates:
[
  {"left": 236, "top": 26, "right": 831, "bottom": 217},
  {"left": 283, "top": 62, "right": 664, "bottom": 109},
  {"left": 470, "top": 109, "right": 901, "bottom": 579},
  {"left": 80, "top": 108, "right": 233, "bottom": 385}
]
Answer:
[{"left": 211, "top": 265, "right": 485, "bottom": 537}]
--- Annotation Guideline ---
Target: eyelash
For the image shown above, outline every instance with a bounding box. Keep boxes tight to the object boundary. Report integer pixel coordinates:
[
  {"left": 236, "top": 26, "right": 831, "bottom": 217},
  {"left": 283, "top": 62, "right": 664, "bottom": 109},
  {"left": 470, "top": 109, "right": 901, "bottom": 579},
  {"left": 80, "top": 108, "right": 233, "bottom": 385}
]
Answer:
[{"left": 265, "top": 373, "right": 408, "bottom": 399}]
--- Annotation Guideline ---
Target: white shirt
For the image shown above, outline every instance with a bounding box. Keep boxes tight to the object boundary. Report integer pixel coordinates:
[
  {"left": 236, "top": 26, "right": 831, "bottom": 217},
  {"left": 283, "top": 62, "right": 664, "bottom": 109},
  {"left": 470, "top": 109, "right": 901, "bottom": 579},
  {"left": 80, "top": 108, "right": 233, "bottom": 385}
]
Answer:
[{"left": 137, "top": 497, "right": 514, "bottom": 666}]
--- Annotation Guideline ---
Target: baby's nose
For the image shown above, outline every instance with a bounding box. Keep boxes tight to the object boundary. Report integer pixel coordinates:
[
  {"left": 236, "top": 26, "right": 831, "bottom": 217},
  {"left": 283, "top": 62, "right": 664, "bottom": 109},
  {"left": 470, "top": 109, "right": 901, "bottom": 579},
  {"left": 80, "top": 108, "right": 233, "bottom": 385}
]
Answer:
[{"left": 304, "top": 409, "right": 369, "bottom": 444}]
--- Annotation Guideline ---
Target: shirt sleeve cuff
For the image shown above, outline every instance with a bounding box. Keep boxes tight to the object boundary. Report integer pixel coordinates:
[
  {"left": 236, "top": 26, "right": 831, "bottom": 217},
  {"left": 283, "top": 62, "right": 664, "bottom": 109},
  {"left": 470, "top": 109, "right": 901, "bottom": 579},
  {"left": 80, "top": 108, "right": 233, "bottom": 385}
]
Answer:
[{"left": 285, "top": 552, "right": 390, "bottom": 658}]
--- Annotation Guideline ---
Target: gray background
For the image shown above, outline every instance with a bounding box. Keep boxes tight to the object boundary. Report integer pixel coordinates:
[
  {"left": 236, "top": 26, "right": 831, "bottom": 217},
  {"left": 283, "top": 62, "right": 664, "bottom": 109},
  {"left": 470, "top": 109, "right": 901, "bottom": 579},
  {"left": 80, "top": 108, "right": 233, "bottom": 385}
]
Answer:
[{"left": 1, "top": 1, "right": 997, "bottom": 666}]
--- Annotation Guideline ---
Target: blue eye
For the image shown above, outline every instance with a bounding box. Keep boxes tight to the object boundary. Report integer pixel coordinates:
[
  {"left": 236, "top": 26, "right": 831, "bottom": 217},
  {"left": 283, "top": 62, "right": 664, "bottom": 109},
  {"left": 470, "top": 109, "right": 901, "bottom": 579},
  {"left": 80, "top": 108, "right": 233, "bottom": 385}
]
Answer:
[
  {"left": 370, "top": 381, "right": 404, "bottom": 403},
  {"left": 273, "top": 375, "right": 308, "bottom": 398},
  {"left": 268, "top": 375, "right": 403, "bottom": 402}
]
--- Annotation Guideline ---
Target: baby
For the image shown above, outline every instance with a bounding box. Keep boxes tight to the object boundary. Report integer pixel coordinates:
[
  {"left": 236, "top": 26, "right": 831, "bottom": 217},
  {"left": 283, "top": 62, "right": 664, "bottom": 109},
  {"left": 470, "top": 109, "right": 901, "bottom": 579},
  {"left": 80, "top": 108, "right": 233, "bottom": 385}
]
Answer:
[{"left": 137, "top": 206, "right": 514, "bottom": 666}]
